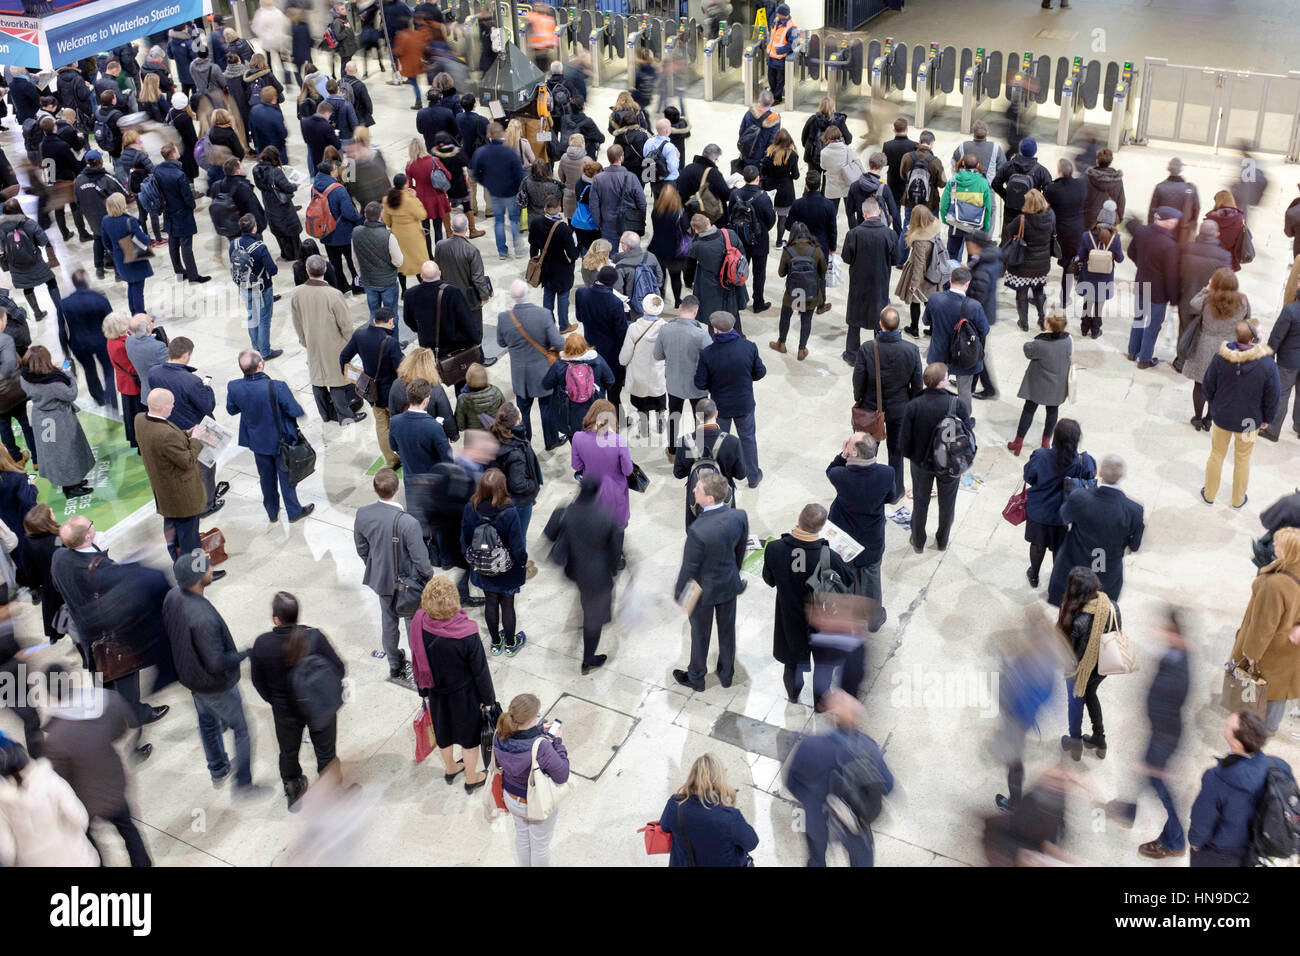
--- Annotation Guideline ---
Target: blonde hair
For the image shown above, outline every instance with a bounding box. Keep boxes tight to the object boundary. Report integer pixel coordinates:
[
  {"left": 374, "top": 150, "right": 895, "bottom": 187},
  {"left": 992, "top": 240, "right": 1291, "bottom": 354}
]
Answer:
[
  {"left": 420, "top": 576, "right": 461, "bottom": 619},
  {"left": 496, "top": 693, "right": 541, "bottom": 740},
  {"left": 504, "top": 118, "right": 524, "bottom": 150},
  {"left": 396, "top": 346, "right": 441, "bottom": 386},
  {"left": 568, "top": 133, "right": 584, "bottom": 148},
  {"left": 212, "top": 108, "right": 232, "bottom": 126},
  {"left": 674, "top": 753, "right": 737, "bottom": 807},
  {"left": 1022, "top": 189, "right": 1049, "bottom": 215},
  {"left": 351, "top": 126, "right": 372, "bottom": 148},
  {"left": 582, "top": 237, "right": 612, "bottom": 271},
  {"left": 121, "top": 128, "right": 141, "bottom": 150},
  {"left": 1212, "top": 189, "right": 1237, "bottom": 211},
  {"left": 408, "top": 138, "right": 429, "bottom": 163},
  {"left": 1264, "top": 527, "right": 1300, "bottom": 575},
  {"left": 140, "top": 73, "right": 161, "bottom": 102},
  {"left": 613, "top": 90, "right": 637, "bottom": 113},
  {"left": 905, "top": 203, "right": 936, "bottom": 240},
  {"left": 105, "top": 193, "right": 128, "bottom": 217}
]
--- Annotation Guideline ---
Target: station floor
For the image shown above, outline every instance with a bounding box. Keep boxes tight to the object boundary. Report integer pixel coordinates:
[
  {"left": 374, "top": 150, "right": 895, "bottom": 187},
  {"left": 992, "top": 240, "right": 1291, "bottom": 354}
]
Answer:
[{"left": 2, "top": 52, "right": 1297, "bottom": 866}]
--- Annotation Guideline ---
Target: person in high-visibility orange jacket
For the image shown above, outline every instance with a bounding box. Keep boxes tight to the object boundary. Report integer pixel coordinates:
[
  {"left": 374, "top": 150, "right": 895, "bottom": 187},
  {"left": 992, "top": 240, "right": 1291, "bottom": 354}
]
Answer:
[
  {"left": 526, "top": 2, "right": 558, "bottom": 73},
  {"left": 765, "top": 4, "right": 798, "bottom": 105}
]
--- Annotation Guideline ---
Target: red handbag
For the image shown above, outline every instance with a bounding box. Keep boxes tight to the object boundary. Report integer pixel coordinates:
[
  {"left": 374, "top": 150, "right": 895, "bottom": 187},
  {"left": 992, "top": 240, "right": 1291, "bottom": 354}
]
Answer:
[
  {"left": 491, "top": 769, "right": 507, "bottom": 811},
  {"left": 1002, "top": 483, "right": 1028, "bottom": 526},
  {"left": 414, "top": 703, "right": 435, "bottom": 763},
  {"left": 637, "top": 821, "right": 673, "bottom": 855}
]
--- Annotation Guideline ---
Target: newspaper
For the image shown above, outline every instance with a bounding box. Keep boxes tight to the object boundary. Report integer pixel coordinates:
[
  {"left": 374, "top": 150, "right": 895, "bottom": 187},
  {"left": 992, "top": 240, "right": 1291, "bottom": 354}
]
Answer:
[
  {"left": 195, "top": 415, "right": 236, "bottom": 467},
  {"left": 821, "top": 519, "right": 864, "bottom": 563}
]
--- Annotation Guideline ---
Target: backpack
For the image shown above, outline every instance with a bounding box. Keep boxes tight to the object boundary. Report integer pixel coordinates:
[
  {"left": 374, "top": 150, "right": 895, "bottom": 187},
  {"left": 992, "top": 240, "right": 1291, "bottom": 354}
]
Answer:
[
  {"left": 465, "top": 517, "right": 514, "bottom": 576},
  {"left": 1003, "top": 169, "right": 1035, "bottom": 210},
  {"left": 923, "top": 233, "right": 953, "bottom": 286},
  {"left": 785, "top": 245, "right": 819, "bottom": 302},
  {"left": 193, "top": 133, "right": 211, "bottom": 168},
  {"left": 925, "top": 396, "right": 977, "bottom": 478},
  {"left": 904, "top": 154, "right": 931, "bottom": 206},
  {"left": 571, "top": 181, "right": 596, "bottom": 231},
  {"left": 137, "top": 173, "right": 164, "bottom": 216},
  {"left": 805, "top": 544, "right": 850, "bottom": 616},
  {"left": 208, "top": 184, "right": 242, "bottom": 238},
  {"left": 685, "top": 435, "right": 734, "bottom": 517},
  {"left": 947, "top": 303, "right": 983, "bottom": 372},
  {"left": 631, "top": 259, "right": 659, "bottom": 313},
  {"left": 728, "top": 189, "right": 761, "bottom": 251},
  {"left": 305, "top": 182, "right": 342, "bottom": 238},
  {"left": 737, "top": 109, "right": 771, "bottom": 161},
  {"left": 320, "top": 21, "right": 340, "bottom": 49},
  {"left": 21, "top": 117, "right": 43, "bottom": 159},
  {"left": 827, "top": 738, "right": 889, "bottom": 835},
  {"left": 645, "top": 141, "right": 671, "bottom": 184},
  {"left": 94, "top": 110, "right": 120, "bottom": 155},
  {"left": 719, "top": 229, "right": 748, "bottom": 289},
  {"left": 1, "top": 224, "right": 40, "bottom": 273},
  {"left": 290, "top": 644, "right": 344, "bottom": 728},
  {"left": 429, "top": 156, "right": 451, "bottom": 192},
  {"left": 564, "top": 361, "right": 596, "bottom": 404},
  {"left": 0, "top": 296, "right": 30, "bottom": 354},
  {"left": 1250, "top": 756, "right": 1300, "bottom": 864},
  {"left": 549, "top": 79, "right": 572, "bottom": 117},
  {"left": 230, "top": 237, "right": 266, "bottom": 287}
]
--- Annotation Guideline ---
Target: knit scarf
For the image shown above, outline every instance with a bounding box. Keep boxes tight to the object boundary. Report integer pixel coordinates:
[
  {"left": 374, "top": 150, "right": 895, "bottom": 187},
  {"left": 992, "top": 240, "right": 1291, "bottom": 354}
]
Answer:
[
  {"left": 408, "top": 608, "right": 478, "bottom": 690},
  {"left": 1071, "top": 594, "right": 1113, "bottom": 698}
]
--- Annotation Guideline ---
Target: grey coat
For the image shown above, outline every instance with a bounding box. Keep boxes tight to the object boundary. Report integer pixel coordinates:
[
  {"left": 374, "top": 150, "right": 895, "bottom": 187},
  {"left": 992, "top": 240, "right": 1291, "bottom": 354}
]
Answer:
[
  {"left": 653, "top": 315, "right": 713, "bottom": 399},
  {"left": 21, "top": 373, "right": 95, "bottom": 486},
  {"left": 123, "top": 330, "right": 170, "bottom": 400},
  {"left": 496, "top": 302, "right": 564, "bottom": 400},
  {"left": 353, "top": 502, "right": 434, "bottom": 598},
  {"left": 1182, "top": 300, "right": 1250, "bottom": 384},
  {"left": 0, "top": 215, "right": 55, "bottom": 289},
  {"left": 1017, "top": 332, "right": 1073, "bottom": 406},
  {"left": 434, "top": 234, "right": 489, "bottom": 317},
  {"left": 0, "top": 333, "right": 18, "bottom": 379}
]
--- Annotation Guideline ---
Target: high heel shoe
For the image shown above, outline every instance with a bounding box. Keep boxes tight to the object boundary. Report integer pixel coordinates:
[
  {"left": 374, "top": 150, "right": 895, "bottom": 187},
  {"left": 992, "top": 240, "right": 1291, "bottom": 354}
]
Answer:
[{"left": 1006, "top": 436, "right": 1023, "bottom": 456}]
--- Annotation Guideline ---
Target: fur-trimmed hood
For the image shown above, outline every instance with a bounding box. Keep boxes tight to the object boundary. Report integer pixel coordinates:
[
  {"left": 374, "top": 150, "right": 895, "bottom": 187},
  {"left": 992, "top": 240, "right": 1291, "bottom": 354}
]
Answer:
[
  {"left": 1218, "top": 340, "right": 1272, "bottom": 363},
  {"left": 749, "top": 105, "right": 781, "bottom": 128}
]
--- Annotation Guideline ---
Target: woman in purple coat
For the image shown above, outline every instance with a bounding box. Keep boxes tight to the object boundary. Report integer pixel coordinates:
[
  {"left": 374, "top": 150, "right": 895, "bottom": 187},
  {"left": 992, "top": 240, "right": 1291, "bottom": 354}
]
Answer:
[{"left": 570, "top": 398, "right": 632, "bottom": 530}]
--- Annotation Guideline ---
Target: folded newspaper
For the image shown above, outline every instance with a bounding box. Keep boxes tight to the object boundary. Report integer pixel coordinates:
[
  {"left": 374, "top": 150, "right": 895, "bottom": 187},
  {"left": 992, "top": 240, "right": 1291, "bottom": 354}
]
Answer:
[
  {"left": 195, "top": 415, "right": 236, "bottom": 467},
  {"left": 821, "top": 520, "right": 864, "bottom": 563}
]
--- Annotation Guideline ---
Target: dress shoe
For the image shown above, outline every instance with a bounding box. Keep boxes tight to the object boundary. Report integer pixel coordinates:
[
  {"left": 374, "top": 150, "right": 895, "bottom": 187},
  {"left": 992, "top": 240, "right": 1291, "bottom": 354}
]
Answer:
[
  {"left": 581, "top": 654, "right": 607, "bottom": 675},
  {"left": 286, "top": 774, "right": 309, "bottom": 812},
  {"left": 1123, "top": 353, "right": 1136, "bottom": 362},
  {"left": 1026, "top": 567, "right": 1039, "bottom": 588},
  {"left": 59, "top": 228, "right": 74, "bottom": 241},
  {"left": 143, "top": 704, "right": 170, "bottom": 724},
  {"left": 1190, "top": 416, "right": 1204, "bottom": 430},
  {"left": 815, "top": 303, "right": 832, "bottom": 314},
  {"left": 263, "top": 348, "right": 284, "bottom": 360},
  {"left": 1138, "top": 840, "right": 1185, "bottom": 859},
  {"left": 769, "top": 340, "right": 787, "bottom": 353},
  {"left": 972, "top": 389, "right": 997, "bottom": 400},
  {"left": 189, "top": 274, "right": 212, "bottom": 284},
  {"left": 344, "top": 411, "right": 368, "bottom": 425},
  {"left": 96, "top": 269, "right": 107, "bottom": 280},
  {"left": 1136, "top": 359, "right": 1160, "bottom": 370},
  {"left": 289, "top": 503, "right": 315, "bottom": 523},
  {"left": 716, "top": 671, "right": 732, "bottom": 689},
  {"left": 464, "top": 776, "right": 487, "bottom": 794},
  {"left": 210, "top": 570, "right": 227, "bottom": 582},
  {"left": 797, "top": 348, "right": 808, "bottom": 361},
  {"left": 910, "top": 540, "right": 924, "bottom": 554},
  {"left": 673, "top": 668, "right": 704, "bottom": 692},
  {"left": 134, "top": 743, "right": 153, "bottom": 761},
  {"left": 904, "top": 324, "right": 919, "bottom": 337},
  {"left": 77, "top": 232, "right": 94, "bottom": 243},
  {"left": 752, "top": 301, "right": 771, "bottom": 313},
  {"left": 469, "top": 229, "right": 486, "bottom": 238},
  {"left": 482, "top": 356, "right": 499, "bottom": 367}
]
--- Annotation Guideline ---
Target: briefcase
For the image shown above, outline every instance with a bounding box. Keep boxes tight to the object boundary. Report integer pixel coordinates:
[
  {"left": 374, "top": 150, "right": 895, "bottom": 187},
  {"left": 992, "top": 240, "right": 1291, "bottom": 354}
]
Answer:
[
  {"left": 92, "top": 635, "right": 142, "bottom": 684},
  {"left": 200, "top": 527, "right": 228, "bottom": 565},
  {"left": 437, "top": 345, "right": 483, "bottom": 389}
]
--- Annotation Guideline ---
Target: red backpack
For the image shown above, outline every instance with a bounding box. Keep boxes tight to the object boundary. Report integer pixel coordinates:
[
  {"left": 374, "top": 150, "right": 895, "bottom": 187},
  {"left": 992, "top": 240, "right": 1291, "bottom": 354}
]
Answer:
[
  {"left": 719, "top": 228, "right": 749, "bottom": 289},
  {"left": 305, "top": 182, "right": 342, "bottom": 239}
]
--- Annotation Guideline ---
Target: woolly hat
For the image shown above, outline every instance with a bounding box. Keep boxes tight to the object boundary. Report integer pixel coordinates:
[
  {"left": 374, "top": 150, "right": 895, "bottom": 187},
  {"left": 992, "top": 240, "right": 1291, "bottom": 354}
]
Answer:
[
  {"left": 1153, "top": 205, "right": 1183, "bottom": 222},
  {"left": 171, "top": 91, "right": 189, "bottom": 110},
  {"left": 641, "top": 294, "right": 664, "bottom": 317},
  {"left": 173, "top": 550, "right": 211, "bottom": 590},
  {"left": 1096, "top": 199, "right": 1117, "bottom": 227},
  {"left": 1019, "top": 138, "right": 1037, "bottom": 157},
  {"left": 597, "top": 265, "right": 619, "bottom": 285}
]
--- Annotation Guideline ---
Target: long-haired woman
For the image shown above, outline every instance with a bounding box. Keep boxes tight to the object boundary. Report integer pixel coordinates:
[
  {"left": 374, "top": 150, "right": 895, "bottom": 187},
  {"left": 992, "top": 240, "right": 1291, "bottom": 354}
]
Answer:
[
  {"left": 1182, "top": 267, "right": 1253, "bottom": 430},
  {"left": 649, "top": 184, "right": 690, "bottom": 308},
  {"left": 491, "top": 692, "right": 570, "bottom": 866},
  {"left": 1057, "top": 566, "right": 1117, "bottom": 760},
  {"left": 1206, "top": 189, "right": 1246, "bottom": 271},
  {"left": 895, "top": 204, "right": 941, "bottom": 336},
  {"left": 1021, "top": 418, "right": 1096, "bottom": 589},
  {"left": 657, "top": 753, "right": 759, "bottom": 867},
  {"left": 20, "top": 503, "right": 64, "bottom": 640},
  {"left": 388, "top": 347, "right": 457, "bottom": 439},
  {"left": 762, "top": 129, "right": 800, "bottom": 247},
  {"left": 19, "top": 345, "right": 94, "bottom": 499},
  {"left": 382, "top": 173, "right": 429, "bottom": 292}
]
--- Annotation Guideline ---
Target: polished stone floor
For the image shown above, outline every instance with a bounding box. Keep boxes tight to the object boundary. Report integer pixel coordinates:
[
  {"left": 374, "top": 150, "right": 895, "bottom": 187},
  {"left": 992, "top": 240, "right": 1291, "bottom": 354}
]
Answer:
[{"left": 1, "top": 39, "right": 1296, "bottom": 866}]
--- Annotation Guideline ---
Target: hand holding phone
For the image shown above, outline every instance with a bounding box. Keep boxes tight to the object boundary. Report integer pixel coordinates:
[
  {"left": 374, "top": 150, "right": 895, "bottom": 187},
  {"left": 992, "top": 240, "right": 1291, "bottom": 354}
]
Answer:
[{"left": 546, "top": 719, "right": 563, "bottom": 737}]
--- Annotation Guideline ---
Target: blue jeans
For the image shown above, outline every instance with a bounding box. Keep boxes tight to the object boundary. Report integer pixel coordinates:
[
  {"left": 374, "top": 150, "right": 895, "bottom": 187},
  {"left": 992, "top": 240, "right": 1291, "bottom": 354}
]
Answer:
[
  {"left": 518, "top": 393, "right": 561, "bottom": 450},
  {"left": 543, "top": 286, "right": 570, "bottom": 327},
  {"left": 407, "top": 76, "right": 421, "bottom": 106},
  {"left": 490, "top": 193, "right": 522, "bottom": 256},
  {"left": 516, "top": 503, "right": 533, "bottom": 541},
  {"left": 127, "top": 279, "right": 146, "bottom": 315},
  {"left": 1127, "top": 299, "right": 1167, "bottom": 363},
  {"left": 365, "top": 282, "right": 400, "bottom": 320},
  {"left": 946, "top": 227, "right": 966, "bottom": 263},
  {"left": 805, "top": 816, "right": 875, "bottom": 866},
  {"left": 192, "top": 685, "right": 252, "bottom": 786},
  {"left": 255, "top": 451, "right": 304, "bottom": 520},
  {"left": 245, "top": 284, "right": 275, "bottom": 355},
  {"left": 1151, "top": 774, "right": 1185, "bottom": 851},
  {"left": 717, "top": 410, "right": 761, "bottom": 484}
]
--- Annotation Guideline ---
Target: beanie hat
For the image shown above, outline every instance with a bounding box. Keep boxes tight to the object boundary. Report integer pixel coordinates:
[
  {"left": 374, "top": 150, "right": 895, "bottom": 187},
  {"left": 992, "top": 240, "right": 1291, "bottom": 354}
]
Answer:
[
  {"left": 1096, "top": 199, "right": 1117, "bottom": 227},
  {"left": 173, "top": 550, "right": 211, "bottom": 589},
  {"left": 1019, "top": 138, "right": 1037, "bottom": 157},
  {"left": 641, "top": 294, "right": 664, "bottom": 317},
  {"left": 171, "top": 92, "right": 189, "bottom": 110},
  {"left": 597, "top": 265, "right": 618, "bottom": 285}
]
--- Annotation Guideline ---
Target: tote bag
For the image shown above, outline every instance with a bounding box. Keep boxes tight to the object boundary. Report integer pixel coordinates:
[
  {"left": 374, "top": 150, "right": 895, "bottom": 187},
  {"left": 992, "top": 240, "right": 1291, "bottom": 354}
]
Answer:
[{"left": 524, "top": 736, "right": 573, "bottom": 822}]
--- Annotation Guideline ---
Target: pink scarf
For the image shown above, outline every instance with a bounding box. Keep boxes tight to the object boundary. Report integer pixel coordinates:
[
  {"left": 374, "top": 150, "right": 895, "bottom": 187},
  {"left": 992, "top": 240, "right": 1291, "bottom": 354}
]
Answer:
[{"left": 408, "top": 608, "right": 479, "bottom": 689}]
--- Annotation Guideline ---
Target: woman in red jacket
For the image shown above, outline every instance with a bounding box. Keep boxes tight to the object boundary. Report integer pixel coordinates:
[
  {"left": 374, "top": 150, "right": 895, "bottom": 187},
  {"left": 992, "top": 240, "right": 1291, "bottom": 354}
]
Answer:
[
  {"left": 104, "top": 312, "right": 142, "bottom": 450},
  {"left": 1205, "top": 190, "right": 1246, "bottom": 271},
  {"left": 406, "top": 138, "right": 451, "bottom": 257}
]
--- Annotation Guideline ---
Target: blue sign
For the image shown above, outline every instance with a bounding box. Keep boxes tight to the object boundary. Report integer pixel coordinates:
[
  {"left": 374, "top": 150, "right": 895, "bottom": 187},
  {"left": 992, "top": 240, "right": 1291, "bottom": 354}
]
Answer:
[
  {"left": 46, "top": 0, "right": 208, "bottom": 66},
  {"left": 0, "top": 15, "right": 41, "bottom": 67}
]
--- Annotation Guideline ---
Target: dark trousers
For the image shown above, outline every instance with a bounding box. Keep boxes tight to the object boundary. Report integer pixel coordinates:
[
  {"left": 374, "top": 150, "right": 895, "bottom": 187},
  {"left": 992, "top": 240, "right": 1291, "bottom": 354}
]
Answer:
[
  {"left": 666, "top": 394, "right": 700, "bottom": 452},
  {"left": 581, "top": 589, "right": 610, "bottom": 666},
  {"left": 1190, "top": 847, "right": 1247, "bottom": 867},
  {"left": 0, "top": 405, "right": 36, "bottom": 462},
  {"left": 884, "top": 415, "right": 905, "bottom": 501},
  {"left": 169, "top": 232, "right": 198, "bottom": 280},
  {"left": 255, "top": 451, "right": 304, "bottom": 520},
  {"left": 272, "top": 709, "right": 337, "bottom": 783},
  {"left": 908, "top": 463, "right": 958, "bottom": 549},
  {"left": 751, "top": 252, "right": 768, "bottom": 306},
  {"left": 846, "top": 323, "right": 864, "bottom": 357},
  {"left": 121, "top": 392, "right": 143, "bottom": 448},
  {"left": 518, "top": 392, "right": 561, "bottom": 450},
  {"left": 325, "top": 243, "right": 359, "bottom": 291},
  {"left": 777, "top": 304, "right": 813, "bottom": 349},
  {"left": 163, "top": 513, "right": 201, "bottom": 561},
  {"left": 270, "top": 228, "right": 301, "bottom": 262},
  {"left": 804, "top": 816, "right": 874, "bottom": 867},
  {"left": 127, "top": 280, "right": 145, "bottom": 315},
  {"left": 69, "top": 339, "right": 115, "bottom": 407},
  {"left": 312, "top": 383, "right": 362, "bottom": 423},
  {"left": 1065, "top": 673, "right": 1105, "bottom": 738},
  {"left": 1016, "top": 401, "right": 1059, "bottom": 441},
  {"left": 767, "top": 61, "right": 786, "bottom": 101},
  {"left": 91, "top": 229, "right": 107, "bottom": 273},
  {"left": 89, "top": 806, "right": 152, "bottom": 867},
  {"left": 687, "top": 596, "right": 737, "bottom": 685}
]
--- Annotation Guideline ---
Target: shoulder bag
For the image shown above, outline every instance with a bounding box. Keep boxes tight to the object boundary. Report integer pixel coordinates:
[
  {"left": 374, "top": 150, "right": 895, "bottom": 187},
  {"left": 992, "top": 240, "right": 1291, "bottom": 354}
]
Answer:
[
  {"left": 352, "top": 332, "right": 389, "bottom": 405},
  {"left": 268, "top": 378, "right": 316, "bottom": 484},
  {"left": 434, "top": 286, "right": 483, "bottom": 387},
  {"left": 850, "top": 340, "right": 887, "bottom": 440},
  {"left": 626, "top": 461, "right": 650, "bottom": 493},
  {"left": 1000, "top": 215, "right": 1026, "bottom": 268},
  {"left": 391, "top": 512, "right": 427, "bottom": 618},
  {"left": 615, "top": 171, "right": 646, "bottom": 235},
  {"left": 675, "top": 799, "right": 698, "bottom": 866},
  {"left": 87, "top": 555, "right": 142, "bottom": 683},
  {"left": 1002, "top": 483, "right": 1028, "bottom": 526},
  {"left": 524, "top": 735, "right": 572, "bottom": 822},
  {"left": 525, "top": 220, "right": 561, "bottom": 288},
  {"left": 1096, "top": 606, "right": 1139, "bottom": 676},
  {"left": 509, "top": 308, "right": 559, "bottom": 366}
]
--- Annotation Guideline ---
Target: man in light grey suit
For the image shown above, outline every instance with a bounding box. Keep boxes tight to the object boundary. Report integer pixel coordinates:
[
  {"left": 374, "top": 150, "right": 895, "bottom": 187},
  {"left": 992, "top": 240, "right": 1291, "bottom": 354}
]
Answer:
[
  {"left": 353, "top": 468, "right": 436, "bottom": 679},
  {"left": 124, "top": 312, "right": 170, "bottom": 401},
  {"left": 497, "top": 279, "right": 565, "bottom": 450}
]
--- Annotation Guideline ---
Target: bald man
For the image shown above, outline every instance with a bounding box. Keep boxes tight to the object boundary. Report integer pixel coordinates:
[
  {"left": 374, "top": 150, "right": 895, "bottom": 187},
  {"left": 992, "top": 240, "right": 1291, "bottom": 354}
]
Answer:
[
  {"left": 136, "top": 388, "right": 224, "bottom": 566},
  {"left": 402, "top": 258, "right": 481, "bottom": 383},
  {"left": 123, "top": 313, "right": 170, "bottom": 402},
  {"left": 496, "top": 279, "right": 566, "bottom": 448},
  {"left": 643, "top": 116, "right": 680, "bottom": 199}
]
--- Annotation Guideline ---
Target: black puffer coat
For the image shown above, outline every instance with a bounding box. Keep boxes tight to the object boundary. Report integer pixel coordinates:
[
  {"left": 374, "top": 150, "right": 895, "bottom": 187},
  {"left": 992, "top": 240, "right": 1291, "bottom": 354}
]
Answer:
[
  {"left": 252, "top": 160, "right": 302, "bottom": 237},
  {"left": 1007, "top": 209, "right": 1057, "bottom": 280}
]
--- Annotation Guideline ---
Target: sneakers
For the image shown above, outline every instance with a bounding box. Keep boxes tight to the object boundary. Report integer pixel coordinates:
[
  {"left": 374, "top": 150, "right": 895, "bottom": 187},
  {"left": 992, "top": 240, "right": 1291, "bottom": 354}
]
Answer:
[
  {"left": 490, "top": 637, "right": 503, "bottom": 656},
  {"left": 504, "top": 632, "right": 526, "bottom": 657}
]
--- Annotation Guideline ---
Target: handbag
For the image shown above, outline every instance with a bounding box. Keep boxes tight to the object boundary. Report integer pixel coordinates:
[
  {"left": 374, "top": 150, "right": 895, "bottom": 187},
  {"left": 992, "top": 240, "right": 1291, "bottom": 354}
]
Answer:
[
  {"left": 850, "top": 340, "right": 887, "bottom": 441},
  {"left": 200, "top": 527, "right": 228, "bottom": 565},
  {"left": 524, "top": 735, "right": 573, "bottom": 822},
  {"left": 1096, "top": 610, "right": 1138, "bottom": 676},
  {"left": 525, "top": 220, "right": 561, "bottom": 288},
  {"left": 1000, "top": 215, "right": 1026, "bottom": 268},
  {"left": 1002, "top": 483, "right": 1027, "bottom": 526},
  {"left": 391, "top": 512, "right": 426, "bottom": 618},
  {"left": 509, "top": 308, "right": 559, "bottom": 366},
  {"left": 433, "top": 287, "right": 483, "bottom": 387},
  {"left": 0, "top": 375, "right": 25, "bottom": 414},
  {"left": 351, "top": 336, "right": 387, "bottom": 405},
  {"left": 268, "top": 378, "right": 316, "bottom": 484},
  {"left": 414, "top": 701, "right": 436, "bottom": 763},
  {"left": 86, "top": 556, "right": 142, "bottom": 683},
  {"left": 615, "top": 175, "right": 645, "bottom": 235},
  {"left": 1220, "top": 658, "right": 1268, "bottom": 717},
  {"left": 637, "top": 820, "right": 673, "bottom": 855},
  {"left": 1235, "top": 224, "right": 1256, "bottom": 265},
  {"left": 480, "top": 700, "right": 502, "bottom": 771},
  {"left": 1176, "top": 314, "right": 1203, "bottom": 361},
  {"left": 626, "top": 461, "right": 650, "bottom": 493}
]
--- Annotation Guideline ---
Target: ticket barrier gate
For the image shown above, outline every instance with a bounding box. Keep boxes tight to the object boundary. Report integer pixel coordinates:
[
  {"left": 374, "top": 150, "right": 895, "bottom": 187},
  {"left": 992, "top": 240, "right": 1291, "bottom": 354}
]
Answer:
[
  {"left": 624, "top": 13, "right": 666, "bottom": 91},
  {"left": 663, "top": 16, "right": 700, "bottom": 93},
  {"left": 823, "top": 35, "right": 864, "bottom": 113},
  {"left": 1104, "top": 61, "right": 1138, "bottom": 152},
  {"left": 912, "top": 42, "right": 956, "bottom": 128},
  {"left": 589, "top": 11, "right": 628, "bottom": 86},
  {"left": 868, "top": 37, "right": 908, "bottom": 102},
  {"left": 1003, "top": 51, "right": 1050, "bottom": 133},
  {"left": 703, "top": 21, "right": 746, "bottom": 102},
  {"left": 741, "top": 26, "right": 769, "bottom": 108},
  {"left": 960, "top": 48, "right": 1001, "bottom": 133},
  {"left": 1054, "top": 56, "right": 1100, "bottom": 146}
]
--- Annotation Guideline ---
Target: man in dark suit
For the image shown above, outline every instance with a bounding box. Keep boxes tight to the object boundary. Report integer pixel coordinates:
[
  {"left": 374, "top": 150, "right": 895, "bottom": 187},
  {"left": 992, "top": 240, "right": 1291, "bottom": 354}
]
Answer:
[
  {"left": 7, "top": 68, "right": 41, "bottom": 125},
  {"left": 899, "top": 362, "right": 975, "bottom": 552},
  {"left": 353, "top": 468, "right": 436, "bottom": 678},
  {"left": 923, "top": 266, "right": 990, "bottom": 406},
  {"left": 388, "top": 378, "right": 453, "bottom": 486},
  {"left": 672, "top": 472, "right": 749, "bottom": 692},
  {"left": 60, "top": 269, "right": 115, "bottom": 407},
  {"left": 1047, "top": 453, "right": 1146, "bottom": 606},
  {"left": 854, "top": 306, "right": 923, "bottom": 501},
  {"left": 695, "top": 311, "right": 766, "bottom": 487},
  {"left": 827, "top": 432, "right": 895, "bottom": 632},
  {"left": 225, "top": 349, "right": 315, "bottom": 523},
  {"left": 575, "top": 265, "right": 629, "bottom": 409},
  {"left": 341, "top": 307, "right": 405, "bottom": 468},
  {"left": 672, "top": 397, "right": 746, "bottom": 528}
]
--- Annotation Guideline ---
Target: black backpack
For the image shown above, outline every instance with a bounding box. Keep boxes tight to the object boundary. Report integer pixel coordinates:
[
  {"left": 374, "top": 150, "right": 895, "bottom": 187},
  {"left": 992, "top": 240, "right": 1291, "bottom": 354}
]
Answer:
[
  {"left": 947, "top": 302, "right": 984, "bottom": 372},
  {"left": 290, "top": 634, "right": 344, "bottom": 728},
  {"left": 94, "top": 110, "right": 121, "bottom": 155},
  {"left": 685, "top": 432, "right": 734, "bottom": 517},
  {"left": 645, "top": 141, "right": 671, "bottom": 185},
  {"left": 21, "top": 117, "right": 43, "bottom": 160},
  {"left": 209, "top": 183, "right": 242, "bottom": 238},
  {"left": 925, "top": 396, "right": 977, "bottom": 478},
  {"left": 1, "top": 222, "right": 41, "bottom": 273},
  {"left": 904, "top": 152, "right": 932, "bottom": 206},
  {"left": 728, "top": 189, "right": 761, "bottom": 251},
  {"left": 1003, "top": 168, "right": 1035, "bottom": 211},
  {"left": 826, "top": 736, "right": 889, "bottom": 836},
  {"left": 737, "top": 109, "right": 771, "bottom": 161},
  {"left": 1250, "top": 755, "right": 1300, "bottom": 864},
  {"left": 549, "top": 79, "right": 572, "bottom": 117},
  {"left": 0, "top": 295, "right": 31, "bottom": 354},
  {"left": 785, "top": 246, "right": 819, "bottom": 302}
]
